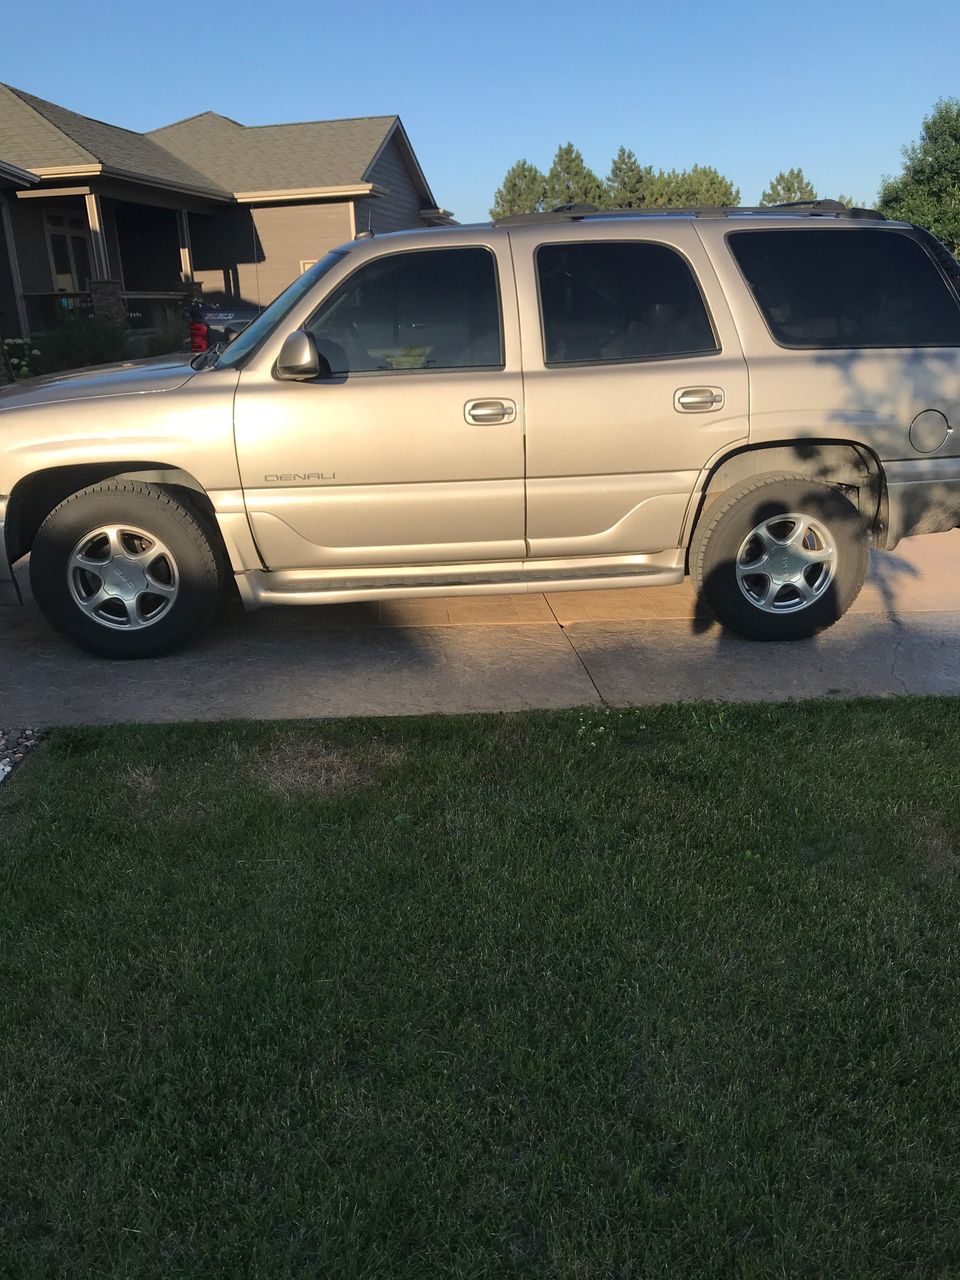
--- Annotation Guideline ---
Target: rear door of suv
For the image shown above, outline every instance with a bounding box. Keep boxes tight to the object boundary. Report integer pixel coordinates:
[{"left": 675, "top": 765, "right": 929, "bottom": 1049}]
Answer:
[{"left": 509, "top": 220, "right": 749, "bottom": 561}]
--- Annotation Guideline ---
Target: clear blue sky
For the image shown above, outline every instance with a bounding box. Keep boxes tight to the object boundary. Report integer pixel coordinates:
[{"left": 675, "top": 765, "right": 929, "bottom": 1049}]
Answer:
[{"left": 3, "top": 0, "right": 958, "bottom": 220}]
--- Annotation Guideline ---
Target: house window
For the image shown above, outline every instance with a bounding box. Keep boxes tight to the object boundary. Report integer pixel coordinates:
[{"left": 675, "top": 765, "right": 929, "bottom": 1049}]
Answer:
[
  {"left": 45, "top": 211, "right": 94, "bottom": 293},
  {"left": 299, "top": 260, "right": 318, "bottom": 274}
]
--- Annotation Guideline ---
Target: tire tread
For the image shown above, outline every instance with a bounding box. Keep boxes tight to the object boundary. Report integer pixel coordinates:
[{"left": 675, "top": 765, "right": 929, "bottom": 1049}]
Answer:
[
  {"left": 690, "top": 472, "right": 868, "bottom": 640},
  {"left": 31, "top": 480, "right": 222, "bottom": 657}
]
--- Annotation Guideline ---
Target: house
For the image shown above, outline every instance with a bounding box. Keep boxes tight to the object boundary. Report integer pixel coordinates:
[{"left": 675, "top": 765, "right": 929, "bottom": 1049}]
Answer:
[{"left": 0, "top": 84, "right": 452, "bottom": 339}]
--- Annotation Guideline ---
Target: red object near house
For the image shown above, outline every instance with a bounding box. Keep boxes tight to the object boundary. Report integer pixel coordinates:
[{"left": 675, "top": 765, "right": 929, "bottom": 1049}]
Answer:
[{"left": 188, "top": 321, "right": 208, "bottom": 353}]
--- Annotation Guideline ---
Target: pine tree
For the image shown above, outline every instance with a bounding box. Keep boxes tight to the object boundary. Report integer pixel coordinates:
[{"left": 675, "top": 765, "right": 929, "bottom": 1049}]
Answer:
[
  {"left": 645, "top": 165, "right": 740, "bottom": 208},
  {"left": 491, "top": 148, "right": 739, "bottom": 218},
  {"left": 759, "top": 168, "right": 818, "bottom": 206},
  {"left": 542, "top": 143, "right": 605, "bottom": 210},
  {"left": 879, "top": 98, "right": 960, "bottom": 253},
  {"left": 605, "top": 147, "right": 655, "bottom": 208},
  {"left": 490, "top": 160, "right": 546, "bottom": 219}
]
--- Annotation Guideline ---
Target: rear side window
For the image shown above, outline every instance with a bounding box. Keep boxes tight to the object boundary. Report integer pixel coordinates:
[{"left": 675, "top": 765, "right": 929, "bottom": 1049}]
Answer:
[
  {"left": 536, "top": 241, "right": 718, "bottom": 366},
  {"left": 728, "top": 228, "right": 960, "bottom": 348},
  {"left": 306, "top": 247, "right": 503, "bottom": 374},
  {"left": 911, "top": 225, "right": 960, "bottom": 295}
]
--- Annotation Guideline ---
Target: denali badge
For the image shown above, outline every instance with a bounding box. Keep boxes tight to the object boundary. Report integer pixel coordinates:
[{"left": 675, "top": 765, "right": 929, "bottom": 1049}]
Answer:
[{"left": 264, "top": 472, "right": 336, "bottom": 481}]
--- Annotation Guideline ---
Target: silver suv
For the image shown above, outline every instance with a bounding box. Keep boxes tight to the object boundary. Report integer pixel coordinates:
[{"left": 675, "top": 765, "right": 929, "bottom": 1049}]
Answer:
[{"left": 2, "top": 201, "right": 960, "bottom": 658}]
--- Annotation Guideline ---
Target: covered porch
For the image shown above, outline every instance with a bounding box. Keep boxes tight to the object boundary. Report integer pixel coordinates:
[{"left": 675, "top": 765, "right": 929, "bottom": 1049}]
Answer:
[{"left": 5, "top": 177, "right": 225, "bottom": 337}]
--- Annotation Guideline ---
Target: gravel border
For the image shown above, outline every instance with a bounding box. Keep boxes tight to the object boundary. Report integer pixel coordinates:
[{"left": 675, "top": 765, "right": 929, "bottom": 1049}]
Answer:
[{"left": 0, "top": 727, "right": 41, "bottom": 782}]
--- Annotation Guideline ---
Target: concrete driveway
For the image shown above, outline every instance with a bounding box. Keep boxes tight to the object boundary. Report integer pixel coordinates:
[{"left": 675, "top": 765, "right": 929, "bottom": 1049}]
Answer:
[{"left": 2, "top": 532, "right": 960, "bottom": 725}]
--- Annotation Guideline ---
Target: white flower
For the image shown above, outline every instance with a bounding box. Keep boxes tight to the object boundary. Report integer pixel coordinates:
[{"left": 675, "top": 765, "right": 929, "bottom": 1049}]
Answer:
[
  {"left": 8, "top": 357, "right": 19, "bottom": 365},
  {"left": 31, "top": 349, "right": 41, "bottom": 356}
]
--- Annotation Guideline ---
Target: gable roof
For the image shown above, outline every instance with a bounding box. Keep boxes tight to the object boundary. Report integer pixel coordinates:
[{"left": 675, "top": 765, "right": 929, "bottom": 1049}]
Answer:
[
  {"left": 0, "top": 86, "right": 440, "bottom": 212},
  {"left": 147, "top": 112, "right": 437, "bottom": 206},
  {"left": 0, "top": 84, "right": 230, "bottom": 199}
]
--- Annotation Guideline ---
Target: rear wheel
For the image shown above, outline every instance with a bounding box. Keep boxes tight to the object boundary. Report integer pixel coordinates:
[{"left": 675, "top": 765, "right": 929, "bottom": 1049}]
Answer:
[
  {"left": 692, "top": 474, "right": 869, "bottom": 640},
  {"left": 30, "top": 480, "right": 222, "bottom": 658}
]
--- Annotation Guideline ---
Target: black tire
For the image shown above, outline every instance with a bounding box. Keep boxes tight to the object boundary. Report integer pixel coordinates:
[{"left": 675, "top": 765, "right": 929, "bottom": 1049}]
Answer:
[
  {"left": 30, "top": 480, "right": 222, "bottom": 658},
  {"left": 691, "top": 473, "right": 869, "bottom": 641}
]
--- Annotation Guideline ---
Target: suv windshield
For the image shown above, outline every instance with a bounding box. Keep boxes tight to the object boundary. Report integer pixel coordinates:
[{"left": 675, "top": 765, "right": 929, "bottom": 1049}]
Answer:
[{"left": 212, "top": 250, "right": 348, "bottom": 369}]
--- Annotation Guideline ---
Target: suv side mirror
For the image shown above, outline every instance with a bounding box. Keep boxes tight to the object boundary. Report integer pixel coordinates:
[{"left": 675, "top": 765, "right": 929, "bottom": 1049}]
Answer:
[{"left": 276, "top": 330, "right": 331, "bottom": 381}]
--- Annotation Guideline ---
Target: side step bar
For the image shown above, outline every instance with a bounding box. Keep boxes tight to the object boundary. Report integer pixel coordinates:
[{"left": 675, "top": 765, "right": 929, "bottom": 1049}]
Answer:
[{"left": 236, "top": 550, "right": 685, "bottom": 610}]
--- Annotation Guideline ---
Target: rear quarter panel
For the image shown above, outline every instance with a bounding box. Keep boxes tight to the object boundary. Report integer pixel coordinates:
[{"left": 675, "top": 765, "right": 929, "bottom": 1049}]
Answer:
[{"left": 696, "top": 220, "right": 960, "bottom": 465}]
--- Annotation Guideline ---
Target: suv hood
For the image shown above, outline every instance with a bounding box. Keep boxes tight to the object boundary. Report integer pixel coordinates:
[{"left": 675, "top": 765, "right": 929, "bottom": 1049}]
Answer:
[{"left": 0, "top": 354, "right": 196, "bottom": 412}]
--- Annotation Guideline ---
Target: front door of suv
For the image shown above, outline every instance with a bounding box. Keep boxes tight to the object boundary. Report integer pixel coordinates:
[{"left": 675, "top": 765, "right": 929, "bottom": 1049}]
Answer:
[
  {"left": 234, "top": 240, "right": 524, "bottom": 570},
  {"left": 512, "top": 223, "right": 749, "bottom": 560}
]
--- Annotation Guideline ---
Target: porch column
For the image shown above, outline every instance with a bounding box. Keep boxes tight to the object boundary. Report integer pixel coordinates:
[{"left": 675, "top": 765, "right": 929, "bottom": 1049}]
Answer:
[
  {"left": 176, "top": 210, "right": 194, "bottom": 283},
  {"left": 83, "top": 192, "right": 110, "bottom": 279}
]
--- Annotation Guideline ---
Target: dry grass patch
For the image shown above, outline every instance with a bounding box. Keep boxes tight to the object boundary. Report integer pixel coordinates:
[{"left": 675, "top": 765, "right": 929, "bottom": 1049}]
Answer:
[
  {"left": 909, "top": 812, "right": 960, "bottom": 875},
  {"left": 119, "top": 763, "right": 159, "bottom": 802},
  {"left": 115, "top": 734, "right": 404, "bottom": 822},
  {"left": 249, "top": 735, "right": 402, "bottom": 799}
]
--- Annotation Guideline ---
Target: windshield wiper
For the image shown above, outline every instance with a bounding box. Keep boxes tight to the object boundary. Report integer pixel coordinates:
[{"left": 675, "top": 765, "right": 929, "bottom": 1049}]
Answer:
[{"left": 190, "top": 343, "right": 225, "bottom": 371}]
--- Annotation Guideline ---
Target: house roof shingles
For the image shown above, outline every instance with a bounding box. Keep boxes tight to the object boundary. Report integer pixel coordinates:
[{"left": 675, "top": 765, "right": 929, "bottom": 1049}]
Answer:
[
  {"left": 0, "top": 85, "right": 433, "bottom": 208},
  {"left": 147, "top": 111, "right": 399, "bottom": 195},
  {"left": 0, "top": 84, "right": 230, "bottom": 197}
]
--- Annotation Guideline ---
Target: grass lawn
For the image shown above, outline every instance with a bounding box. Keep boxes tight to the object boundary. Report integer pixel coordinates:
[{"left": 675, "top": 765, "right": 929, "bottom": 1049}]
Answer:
[{"left": 3, "top": 700, "right": 960, "bottom": 1277}]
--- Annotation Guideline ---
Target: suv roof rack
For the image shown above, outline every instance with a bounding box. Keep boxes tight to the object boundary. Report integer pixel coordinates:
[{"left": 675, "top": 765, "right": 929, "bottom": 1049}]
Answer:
[{"left": 494, "top": 199, "right": 886, "bottom": 227}]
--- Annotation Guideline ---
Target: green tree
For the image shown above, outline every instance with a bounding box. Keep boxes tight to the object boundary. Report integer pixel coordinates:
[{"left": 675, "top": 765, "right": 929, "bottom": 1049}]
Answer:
[
  {"left": 759, "top": 167, "right": 818, "bottom": 206},
  {"left": 646, "top": 165, "right": 740, "bottom": 208},
  {"left": 543, "top": 143, "right": 605, "bottom": 210},
  {"left": 878, "top": 98, "right": 960, "bottom": 253},
  {"left": 605, "top": 146, "right": 655, "bottom": 208},
  {"left": 490, "top": 159, "right": 546, "bottom": 219}
]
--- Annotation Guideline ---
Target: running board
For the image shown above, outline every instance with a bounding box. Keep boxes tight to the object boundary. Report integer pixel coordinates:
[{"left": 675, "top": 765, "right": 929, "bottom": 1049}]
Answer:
[{"left": 236, "top": 551, "right": 685, "bottom": 610}]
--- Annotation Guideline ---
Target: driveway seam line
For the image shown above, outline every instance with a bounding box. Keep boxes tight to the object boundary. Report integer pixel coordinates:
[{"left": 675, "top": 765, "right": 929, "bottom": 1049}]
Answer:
[{"left": 542, "top": 595, "right": 606, "bottom": 705}]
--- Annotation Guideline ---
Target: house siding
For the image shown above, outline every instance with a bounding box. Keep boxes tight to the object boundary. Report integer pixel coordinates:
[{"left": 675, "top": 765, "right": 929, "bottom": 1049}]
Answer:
[
  {"left": 189, "top": 201, "right": 352, "bottom": 307},
  {"left": 188, "top": 207, "right": 260, "bottom": 306},
  {"left": 248, "top": 203, "right": 353, "bottom": 304},
  {"left": 7, "top": 196, "right": 51, "bottom": 293},
  {"left": 356, "top": 135, "right": 426, "bottom": 234}
]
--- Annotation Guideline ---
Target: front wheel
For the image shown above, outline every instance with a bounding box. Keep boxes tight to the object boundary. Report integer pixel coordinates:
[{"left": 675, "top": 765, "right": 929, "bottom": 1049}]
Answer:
[
  {"left": 30, "top": 480, "right": 223, "bottom": 658},
  {"left": 691, "top": 474, "right": 869, "bottom": 641}
]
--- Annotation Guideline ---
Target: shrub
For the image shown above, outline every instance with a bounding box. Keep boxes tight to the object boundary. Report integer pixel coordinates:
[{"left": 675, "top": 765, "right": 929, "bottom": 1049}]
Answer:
[
  {"left": 139, "top": 307, "right": 188, "bottom": 358},
  {"left": 1, "top": 336, "right": 43, "bottom": 380},
  {"left": 35, "top": 313, "right": 132, "bottom": 374}
]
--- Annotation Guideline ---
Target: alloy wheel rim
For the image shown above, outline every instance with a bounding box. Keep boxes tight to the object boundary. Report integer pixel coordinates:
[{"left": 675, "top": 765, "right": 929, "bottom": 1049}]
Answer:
[
  {"left": 67, "top": 524, "right": 180, "bottom": 630},
  {"left": 734, "top": 512, "right": 837, "bottom": 614}
]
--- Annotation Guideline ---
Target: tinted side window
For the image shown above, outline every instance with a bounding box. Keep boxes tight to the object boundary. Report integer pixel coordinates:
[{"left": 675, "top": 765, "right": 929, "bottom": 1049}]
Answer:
[
  {"left": 306, "top": 247, "right": 503, "bottom": 374},
  {"left": 728, "top": 228, "right": 960, "bottom": 348},
  {"left": 912, "top": 226, "right": 960, "bottom": 296},
  {"left": 536, "top": 241, "right": 718, "bottom": 366}
]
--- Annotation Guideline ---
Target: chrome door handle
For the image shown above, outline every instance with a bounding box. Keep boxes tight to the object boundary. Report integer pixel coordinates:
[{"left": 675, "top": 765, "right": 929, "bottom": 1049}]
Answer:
[
  {"left": 675, "top": 386, "right": 725, "bottom": 412},
  {"left": 465, "top": 398, "right": 517, "bottom": 424}
]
